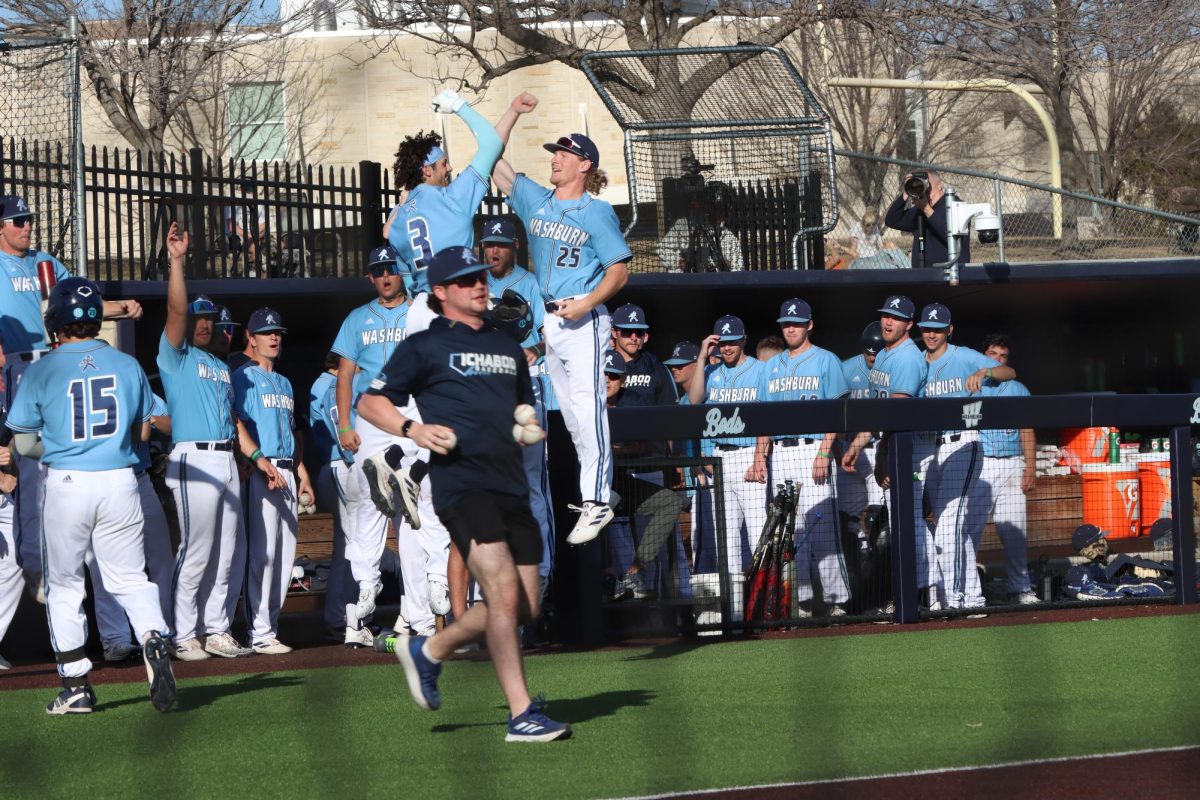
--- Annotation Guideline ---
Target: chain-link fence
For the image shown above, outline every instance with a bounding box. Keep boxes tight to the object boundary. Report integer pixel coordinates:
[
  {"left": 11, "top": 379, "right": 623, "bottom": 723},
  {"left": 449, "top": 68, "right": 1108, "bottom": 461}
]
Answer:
[
  {"left": 829, "top": 151, "right": 1200, "bottom": 268},
  {"left": 0, "top": 35, "right": 81, "bottom": 265}
]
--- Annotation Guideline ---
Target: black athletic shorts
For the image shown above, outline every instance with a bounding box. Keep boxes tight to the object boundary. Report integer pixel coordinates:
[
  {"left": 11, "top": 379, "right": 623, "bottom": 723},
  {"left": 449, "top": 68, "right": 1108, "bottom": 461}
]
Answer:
[{"left": 436, "top": 490, "right": 543, "bottom": 566}]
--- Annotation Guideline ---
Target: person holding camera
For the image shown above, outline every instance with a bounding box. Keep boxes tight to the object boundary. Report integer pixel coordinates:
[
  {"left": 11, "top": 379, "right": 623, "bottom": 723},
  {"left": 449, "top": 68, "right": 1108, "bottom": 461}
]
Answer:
[
  {"left": 884, "top": 170, "right": 969, "bottom": 269},
  {"left": 656, "top": 181, "right": 744, "bottom": 272}
]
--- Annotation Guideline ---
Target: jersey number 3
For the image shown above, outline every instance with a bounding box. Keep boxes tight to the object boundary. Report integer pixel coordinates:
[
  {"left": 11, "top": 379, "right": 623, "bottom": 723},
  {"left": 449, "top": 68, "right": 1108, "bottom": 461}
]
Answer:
[
  {"left": 68, "top": 375, "right": 119, "bottom": 441},
  {"left": 408, "top": 218, "right": 433, "bottom": 269}
]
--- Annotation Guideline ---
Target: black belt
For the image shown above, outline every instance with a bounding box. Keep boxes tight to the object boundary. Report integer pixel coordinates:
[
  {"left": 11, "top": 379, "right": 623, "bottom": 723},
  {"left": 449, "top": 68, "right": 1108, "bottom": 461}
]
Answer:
[
  {"left": 715, "top": 444, "right": 750, "bottom": 452},
  {"left": 544, "top": 300, "right": 560, "bottom": 313},
  {"left": 195, "top": 441, "right": 234, "bottom": 451},
  {"left": 270, "top": 458, "right": 295, "bottom": 470},
  {"left": 936, "top": 433, "right": 963, "bottom": 446},
  {"left": 777, "top": 437, "right": 818, "bottom": 447}
]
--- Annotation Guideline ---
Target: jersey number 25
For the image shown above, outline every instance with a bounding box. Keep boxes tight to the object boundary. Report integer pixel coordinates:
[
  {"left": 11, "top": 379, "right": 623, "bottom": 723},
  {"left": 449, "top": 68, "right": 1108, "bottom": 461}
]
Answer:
[{"left": 68, "top": 375, "right": 119, "bottom": 441}]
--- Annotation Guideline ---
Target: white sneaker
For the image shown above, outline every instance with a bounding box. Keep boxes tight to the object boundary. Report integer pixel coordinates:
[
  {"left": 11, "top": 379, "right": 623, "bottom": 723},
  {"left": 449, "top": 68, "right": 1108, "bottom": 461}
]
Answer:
[
  {"left": 172, "top": 637, "right": 211, "bottom": 661},
  {"left": 344, "top": 626, "right": 374, "bottom": 648},
  {"left": 428, "top": 579, "right": 451, "bottom": 616},
  {"left": 362, "top": 450, "right": 398, "bottom": 518},
  {"left": 252, "top": 638, "right": 293, "bottom": 655},
  {"left": 828, "top": 604, "right": 848, "bottom": 617},
  {"left": 205, "top": 632, "right": 252, "bottom": 658},
  {"left": 1012, "top": 591, "right": 1040, "bottom": 605},
  {"left": 566, "top": 502, "right": 613, "bottom": 545},
  {"left": 390, "top": 465, "right": 422, "bottom": 530},
  {"left": 356, "top": 580, "right": 382, "bottom": 620}
]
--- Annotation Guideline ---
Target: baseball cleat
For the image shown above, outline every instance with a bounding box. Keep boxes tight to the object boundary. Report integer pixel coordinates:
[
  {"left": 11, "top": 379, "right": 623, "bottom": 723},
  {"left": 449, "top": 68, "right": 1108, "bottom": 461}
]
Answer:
[
  {"left": 505, "top": 697, "right": 572, "bottom": 742},
  {"left": 143, "top": 632, "right": 177, "bottom": 712},
  {"left": 1011, "top": 591, "right": 1040, "bottom": 605},
  {"left": 46, "top": 685, "right": 94, "bottom": 715},
  {"left": 389, "top": 464, "right": 423, "bottom": 530},
  {"left": 566, "top": 502, "right": 613, "bottom": 545},
  {"left": 172, "top": 637, "right": 211, "bottom": 661},
  {"left": 611, "top": 571, "right": 650, "bottom": 601},
  {"left": 0, "top": 653, "right": 11, "bottom": 670},
  {"left": 344, "top": 626, "right": 374, "bottom": 648},
  {"left": 355, "top": 580, "right": 382, "bottom": 620},
  {"left": 396, "top": 635, "right": 442, "bottom": 710},
  {"left": 251, "top": 638, "right": 293, "bottom": 655},
  {"left": 362, "top": 450, "right": 398, "bottom": 518},
  {"left": 103, "top": 641, "right": 141, "bottom": 663},
  {"left": 428, "top": 579, "right": 450, "bottom": 616},
  {"left": 204, "top": 632, "right": 253, "bottom": 658}
]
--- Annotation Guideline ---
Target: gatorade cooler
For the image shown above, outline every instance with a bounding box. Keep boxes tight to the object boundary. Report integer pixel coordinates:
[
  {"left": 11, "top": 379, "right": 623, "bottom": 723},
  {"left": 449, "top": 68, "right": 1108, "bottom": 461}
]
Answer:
[
  {"left": 1059, "top": 427, "right": 1118, "bottom": 471},
  {"left": 1080, "top": 463, "right": 1140, "bottom": 539},
  {"left": 1133, "top": 453, "right": 1171, "bottom": 534}
]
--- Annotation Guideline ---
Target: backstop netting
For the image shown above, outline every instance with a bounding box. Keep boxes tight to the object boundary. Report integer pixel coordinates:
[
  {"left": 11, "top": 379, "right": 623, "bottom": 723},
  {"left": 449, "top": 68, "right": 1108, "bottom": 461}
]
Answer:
[
  {"left": 0, "top": 37, "right": 79, "bottom": 264},
  {"left": 580, "top": 46, "right": 838, "bottom": 273}
]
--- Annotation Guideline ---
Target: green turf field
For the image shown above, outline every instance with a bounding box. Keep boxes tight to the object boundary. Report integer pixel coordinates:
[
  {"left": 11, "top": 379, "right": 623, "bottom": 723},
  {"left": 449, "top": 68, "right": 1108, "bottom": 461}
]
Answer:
[{"left": 2, "top": 614, "right": 1197, "bottom": 799}]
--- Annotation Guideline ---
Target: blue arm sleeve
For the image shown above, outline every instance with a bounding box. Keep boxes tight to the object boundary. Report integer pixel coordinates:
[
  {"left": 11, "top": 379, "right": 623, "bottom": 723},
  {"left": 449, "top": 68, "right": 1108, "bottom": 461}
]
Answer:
[{"left": 460, "top": 104, "right": 503, "bottom": 176}]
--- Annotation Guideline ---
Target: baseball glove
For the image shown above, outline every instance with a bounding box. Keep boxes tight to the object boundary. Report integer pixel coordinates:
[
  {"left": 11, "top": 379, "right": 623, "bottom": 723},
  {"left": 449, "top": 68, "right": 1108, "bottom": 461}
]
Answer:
[{"left": 487, "top": 288, "right": 533, "bottom": 343}]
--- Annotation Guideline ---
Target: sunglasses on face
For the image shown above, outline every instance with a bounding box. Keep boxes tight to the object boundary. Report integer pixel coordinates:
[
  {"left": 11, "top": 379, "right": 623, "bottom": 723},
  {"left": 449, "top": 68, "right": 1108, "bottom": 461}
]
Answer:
[
  {"left": 615, "top": 329, "right": 647, "bottom": 339},
  {"left": 6, "top": 216, "right": 31, "bottom": 228},
  {"left": 449, "top": 273, "right": 487, "bottom": 288},
  {"left": 367, "top": 263, "right": 401, "bottom": 277}
]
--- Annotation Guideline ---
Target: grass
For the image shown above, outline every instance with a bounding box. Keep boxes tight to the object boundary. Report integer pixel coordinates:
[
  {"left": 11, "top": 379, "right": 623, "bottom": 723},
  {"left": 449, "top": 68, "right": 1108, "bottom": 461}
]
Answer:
[{"left": 1, "top": 614, "right": 1198, "bottom": 799}]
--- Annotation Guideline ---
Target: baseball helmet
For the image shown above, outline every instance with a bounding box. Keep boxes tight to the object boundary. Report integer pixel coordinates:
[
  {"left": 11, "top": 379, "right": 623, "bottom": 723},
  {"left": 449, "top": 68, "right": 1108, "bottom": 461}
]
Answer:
[
  {"left": 487, "top": 288, "right": 533, "bottom": 343},
  {"left": 861, "top": 321, "right": 884, "bottom": 355},
  {"left": 45, "top": 276, "right": 103, "bottom": 333}
]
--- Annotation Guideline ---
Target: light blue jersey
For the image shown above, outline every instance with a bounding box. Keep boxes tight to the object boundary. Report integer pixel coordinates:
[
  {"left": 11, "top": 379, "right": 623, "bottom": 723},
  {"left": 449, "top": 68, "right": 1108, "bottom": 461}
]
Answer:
[
  {"left": 6, "top": 340, "right": 151, "bottom": 470},
  {"left": 980, "top": 378, "right": 1030, "bottom": 457},
  {"left": 309, "top": 371, "right": 353, "bottom": 464},
  {"left": 0, "top": 250, "right": 70, "bottom": 353},
  {"left": 761, "top": 346, "right": 848, "bottom": 439},
  {"left": 134, "top": 393, "right": 167, "bottom": 473},
  {"left": 156, "top": 332, "right": 234, "bottom": 442},
  {"left": 508, "top": 175, "right": 632, "bottom": 301},
  {"left": 841, "top": 354, "right": 873, "bottom": 399},
  {"left": 488, "top": 265, "right": 546, "bottom": 351},
  {"left": 702, "top": 357, "right": 765, "bottom": 449},
  {"left": 922, "top": 345, "right": 999, "bottom": 398},
  {"left": 234, "top": 364, "right": 296, "bottom": 459},
  {"left": 869, "top": 337, "right": 926, "bottom": 398},
  {"left": 331, "top": 300, "right": 409, "bottom": 399}
]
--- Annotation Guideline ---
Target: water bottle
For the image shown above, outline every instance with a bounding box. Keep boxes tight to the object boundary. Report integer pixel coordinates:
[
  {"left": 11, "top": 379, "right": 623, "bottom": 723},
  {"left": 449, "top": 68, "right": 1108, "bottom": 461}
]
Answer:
[{"left": 1107, "top": 432, "right": 1120, "bottom": 464}]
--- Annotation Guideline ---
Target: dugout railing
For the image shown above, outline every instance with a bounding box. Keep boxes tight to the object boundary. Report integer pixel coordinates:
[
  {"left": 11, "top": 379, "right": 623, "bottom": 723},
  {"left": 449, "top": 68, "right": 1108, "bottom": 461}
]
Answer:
[{"left": 603, "top": 394, "right": 1197, "bottom": 636}]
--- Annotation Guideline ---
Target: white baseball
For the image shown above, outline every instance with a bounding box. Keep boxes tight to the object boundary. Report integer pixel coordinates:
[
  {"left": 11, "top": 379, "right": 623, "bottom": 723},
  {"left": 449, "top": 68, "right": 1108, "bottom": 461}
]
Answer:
[
  {"left": 514, "top": 404, "right": 537, "bottom": 426},
  {"left": 300, "top": 491, "right": 313, "bottom": 507},
  {"left": 443, "top": 430, "right": 458, "bottom": 450},
  {"left": 513, "top": 422, "right": 546, "bottom": 445}
]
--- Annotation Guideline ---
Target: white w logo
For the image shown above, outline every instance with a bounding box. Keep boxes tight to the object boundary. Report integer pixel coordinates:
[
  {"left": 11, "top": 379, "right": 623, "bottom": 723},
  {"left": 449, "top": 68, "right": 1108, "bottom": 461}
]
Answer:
[{"left": 962, "top": 401, "right": 982, "bottom": 429}]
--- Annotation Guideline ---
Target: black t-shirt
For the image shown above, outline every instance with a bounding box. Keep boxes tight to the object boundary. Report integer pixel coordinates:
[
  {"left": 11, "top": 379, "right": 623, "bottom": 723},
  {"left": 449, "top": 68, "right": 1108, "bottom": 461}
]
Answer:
[
  {"left": 367, "top": 316, "right": 534, "bottom": 510},
  {"left": 883, "top": 194, "right": 970, "bottom": 268},
  {"left": 620, "top": 351, "right": 677, "bottom": 406}
]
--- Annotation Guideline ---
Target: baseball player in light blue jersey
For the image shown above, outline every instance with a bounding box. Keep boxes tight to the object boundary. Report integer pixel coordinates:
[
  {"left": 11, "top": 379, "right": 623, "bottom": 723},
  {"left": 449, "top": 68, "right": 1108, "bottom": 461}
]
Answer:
[
  {"left": 837, "top": 322, "right": 887, "bottom": 547},
  {"left": 333, "top": 244, "right": 447, "bottom": 638},
  {"left": 90, "top": 392, "right": 175, "bottom": 662},
  {"left": 157, "top": 223, "right": 258, "bottom": 660},
  {"left": 0, "top": 420, "right": 19, "bottom": 669},
  {"left": 234, "top": 308, "right": 313, "bottom": 654},
  {"left": 387, "top": 92, "right": 538, "bottom": 336},
  {"left": 918, "top": 303, "right": 1016, "bottom": 609},
  {"left": 979, "top": 334, "right": 1039, "bottom": 605},
  {"left": 482, "top": 218, "right": 555, "bottom": 614},
  {"left": 494, "top": 131, "right": 631, "bottom": 545},
  {"left": 842, "top": 295, "right": 939, "bottom": 603},
  {"left": 687, "top": 315, "right": 766, "bottom": 621},
  {"left": 310, "top": 354, "right": 370, "bottom": 645},
  {"left": 7, "top": 277, "right": 174, "bottom": 714},
  {"left": 0, "top": 195, "right": 142, "bottom": 600},
  {"left": 760, "top": 299, "right": 852, "bottom": 616}
]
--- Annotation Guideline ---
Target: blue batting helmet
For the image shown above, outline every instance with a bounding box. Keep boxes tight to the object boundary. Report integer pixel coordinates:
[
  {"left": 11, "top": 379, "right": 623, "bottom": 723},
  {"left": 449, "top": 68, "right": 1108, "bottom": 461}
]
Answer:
[{"left": 45, "top": 277, "right": 103, "bottom": 333}]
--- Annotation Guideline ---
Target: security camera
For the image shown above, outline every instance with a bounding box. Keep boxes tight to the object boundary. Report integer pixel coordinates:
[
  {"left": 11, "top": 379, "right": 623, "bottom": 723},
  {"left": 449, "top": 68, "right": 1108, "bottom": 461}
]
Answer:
[{"left": 974, "top": 213, "right": 1001, "bottom": 244}]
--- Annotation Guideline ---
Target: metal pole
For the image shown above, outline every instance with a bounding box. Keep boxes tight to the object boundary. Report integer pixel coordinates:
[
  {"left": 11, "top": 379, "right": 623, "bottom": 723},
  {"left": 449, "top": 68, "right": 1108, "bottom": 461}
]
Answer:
[
  {"left": 68, "top": 15, "right": 88, "bottom": 276},
  {"left": 993, "top": 177, "right": 1006, "bottom": 262},
  {"left": 887, "top": 432, "right": 919, "bottom": 623},
  {"left": 1168, "top": 426, "right": 1197, "bottom": 605}
]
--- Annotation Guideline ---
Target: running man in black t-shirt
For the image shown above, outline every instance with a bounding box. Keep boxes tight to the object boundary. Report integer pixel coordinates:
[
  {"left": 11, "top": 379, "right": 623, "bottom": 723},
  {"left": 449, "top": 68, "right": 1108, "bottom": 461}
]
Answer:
[{"left": 357, "top": 245, "right": 571, "bottom": 743}]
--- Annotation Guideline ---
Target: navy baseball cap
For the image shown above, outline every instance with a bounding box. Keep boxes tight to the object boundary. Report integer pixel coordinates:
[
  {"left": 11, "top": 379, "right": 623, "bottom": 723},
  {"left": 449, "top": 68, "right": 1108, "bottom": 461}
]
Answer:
[
  {"left": 603, "top": 348, "right": 626, "bottom": 375},
  {"left": 248, "top": 307, "right": 287, "bottom": 334},
  {"left": 1071, "top": 523, "right": 1106, "bottom": 553},
  {"left": 777, "top": 298, "right": 812, "bottom": 324},
  {"left": 714, "top": 315, "right": 746, "bottom": 341},
  {"left": 878, "top": 294, "right": 916, "bottom": 320},
  {"left": 918, "top": 303, "right": 952, "bottom": 329},
  {"left": 480, "top": 217, "right": 518, "bottom": 244},
  {"left": 0, "top": 195, "right": 35, "bottom": 221},
  {"left": 188, "top": 295, "right": 219, "bottom": 317},
  {"left": 427, "top": 245, "right": 488, "bottom": 286},
  {"left": 543, "top": 133, "right": 600, "bottom": 166},
  {"left": 664, "top": 341, "right": 700, "bottom": 366},
  {"left": 612, "top": 303, "right": 649, "bottom": 330},
  {"left": 215, "top": 304, "right": 240, "bottom": 329},
  {"left": 367, "top": 243, "right": 401, "bottom": 275}
]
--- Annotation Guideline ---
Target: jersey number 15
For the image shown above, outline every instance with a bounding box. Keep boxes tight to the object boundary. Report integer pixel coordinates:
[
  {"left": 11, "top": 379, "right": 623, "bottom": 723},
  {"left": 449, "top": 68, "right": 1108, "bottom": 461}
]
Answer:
[{"left": 68, "top": 375, "right": 119, "bottom": 441}]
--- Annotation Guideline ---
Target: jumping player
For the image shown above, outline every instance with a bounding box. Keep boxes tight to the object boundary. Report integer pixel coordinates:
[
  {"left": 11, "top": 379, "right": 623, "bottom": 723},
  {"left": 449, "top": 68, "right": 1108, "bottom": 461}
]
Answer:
[
  {"left": 358, "top": 246, "right": 571, "bottom": 742},
  {"left": 917, "top": 304, "right": 1014, "bottom": 609},
  {"left": 7, "top": 277, "right": 174, "bottom": 714},
  {"left": 157, "top": 223, "right": 254, "bottom": 660},
  {"left": 493, "top": 132, "right": 631, "bottom": 545},
  {"left": 759, "top": 298, "right": 851, "bottom": 616}
]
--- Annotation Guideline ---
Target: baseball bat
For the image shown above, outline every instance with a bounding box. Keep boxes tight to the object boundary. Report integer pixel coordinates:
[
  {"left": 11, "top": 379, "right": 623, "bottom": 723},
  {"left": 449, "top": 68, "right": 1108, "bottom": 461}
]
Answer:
[{"left": 37, "top": 259, "right": 57, "bottom": 348}]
